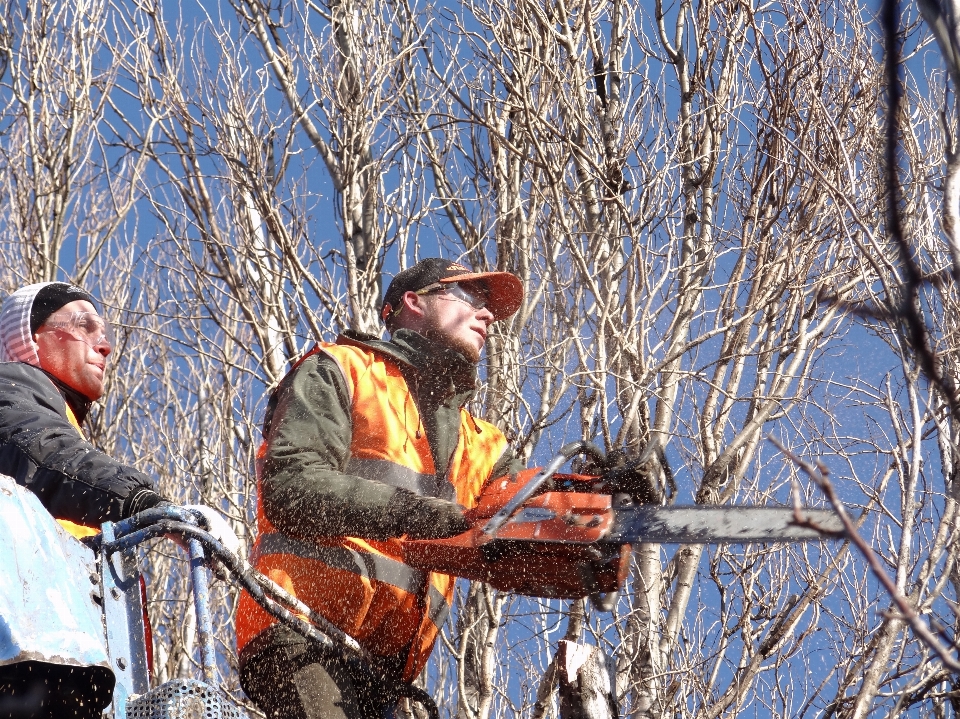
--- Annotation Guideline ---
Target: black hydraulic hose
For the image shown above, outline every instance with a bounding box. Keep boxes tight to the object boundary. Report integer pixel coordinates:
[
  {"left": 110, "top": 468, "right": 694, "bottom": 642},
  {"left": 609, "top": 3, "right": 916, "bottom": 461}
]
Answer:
[
  {"left": 115, "top": 505, "right": 199, "bottom": 534},
  {"left": 399, "top": 684, "right": 441, "bottom": 719},
  {"left": 559, "top": 440, "right": 606, "bottom": 465},
  {"left": 101, "top": 519, "right": 356, "bottom": 656},
  {"left": 104, "top": 506, "right": 362, "bottom": 649}
]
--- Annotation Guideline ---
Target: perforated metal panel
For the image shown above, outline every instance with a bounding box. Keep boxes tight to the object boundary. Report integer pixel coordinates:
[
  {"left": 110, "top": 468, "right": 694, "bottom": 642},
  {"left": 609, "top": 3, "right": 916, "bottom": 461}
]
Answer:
[{"left": 126, "top": 679, "right": 248, "bottom": 719}]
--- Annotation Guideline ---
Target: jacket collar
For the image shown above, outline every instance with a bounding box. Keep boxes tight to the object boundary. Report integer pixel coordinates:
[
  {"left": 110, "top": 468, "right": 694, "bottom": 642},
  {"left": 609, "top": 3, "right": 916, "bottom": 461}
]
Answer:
[
  {"left": 44, "top": 370, "right": 93, "bottom": 424},
  {"left": 340, "top": 329, "right": 478, "bottom": 402}
]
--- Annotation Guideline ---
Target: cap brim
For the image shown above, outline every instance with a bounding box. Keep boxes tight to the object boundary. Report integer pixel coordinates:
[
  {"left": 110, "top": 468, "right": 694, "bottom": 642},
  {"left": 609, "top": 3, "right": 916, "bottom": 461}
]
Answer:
[{"left": 439, "top": 271, "right": 523, "bottom": 321}]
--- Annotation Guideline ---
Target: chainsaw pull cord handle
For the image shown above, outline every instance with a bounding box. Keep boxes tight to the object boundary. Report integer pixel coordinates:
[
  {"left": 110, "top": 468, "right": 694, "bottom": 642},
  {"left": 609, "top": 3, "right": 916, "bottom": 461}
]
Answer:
[{"left": 482, "top": 441, "right": 605, "bottom": 537}]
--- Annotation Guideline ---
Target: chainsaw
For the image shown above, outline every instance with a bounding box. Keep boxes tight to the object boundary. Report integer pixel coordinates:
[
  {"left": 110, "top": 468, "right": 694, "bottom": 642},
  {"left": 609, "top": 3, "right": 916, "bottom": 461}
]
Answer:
[{"left": 403, "top": 441, "right": 844, "bottom": 605}]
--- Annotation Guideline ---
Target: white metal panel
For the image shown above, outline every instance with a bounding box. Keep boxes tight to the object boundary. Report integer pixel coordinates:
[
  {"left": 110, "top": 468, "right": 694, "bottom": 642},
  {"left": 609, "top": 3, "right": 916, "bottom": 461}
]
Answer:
[{"left": 0, "top": 473, "right": 111, "bottom": 671}]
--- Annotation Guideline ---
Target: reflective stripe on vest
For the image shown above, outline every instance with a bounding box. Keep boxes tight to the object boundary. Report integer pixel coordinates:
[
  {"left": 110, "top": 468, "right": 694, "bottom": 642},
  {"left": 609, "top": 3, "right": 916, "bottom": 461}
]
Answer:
[
  {"left": 253, "top": 532, "right": 451, "bottom": 630},
  {"left": 236, "top": 338, "right": 507, "bottom": 682},
  {"left": 344, "top": 457, "right": 456, "bottom": 502}
]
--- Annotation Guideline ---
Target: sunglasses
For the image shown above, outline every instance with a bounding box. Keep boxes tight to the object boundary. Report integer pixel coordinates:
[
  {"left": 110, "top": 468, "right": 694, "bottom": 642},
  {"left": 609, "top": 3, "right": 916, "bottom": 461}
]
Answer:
[
  {"left": 40, "top": 311, "right": 114, "bottom": 349},
  {"left": 416, "top": 282, "right": 489, "bottom": 311}
]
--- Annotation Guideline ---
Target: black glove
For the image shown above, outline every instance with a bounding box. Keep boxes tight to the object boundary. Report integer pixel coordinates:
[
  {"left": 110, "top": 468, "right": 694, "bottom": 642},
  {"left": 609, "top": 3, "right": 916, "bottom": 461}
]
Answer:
[
  {"left": 601, "top": 449, "right": 666, "bottom": 505},
  {"left": 122, "top": 488, "right": 170, "bottom": 518},
  {"left": 387, "top": 489, "right": 470, "bottom": 539}
]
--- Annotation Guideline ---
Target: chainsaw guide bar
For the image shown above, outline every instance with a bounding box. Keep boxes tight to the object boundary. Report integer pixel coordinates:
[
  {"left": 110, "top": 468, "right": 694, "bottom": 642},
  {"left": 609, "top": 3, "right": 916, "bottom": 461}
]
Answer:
[{"left": 606, "top": 506, "right": 845, "bottom": 544}]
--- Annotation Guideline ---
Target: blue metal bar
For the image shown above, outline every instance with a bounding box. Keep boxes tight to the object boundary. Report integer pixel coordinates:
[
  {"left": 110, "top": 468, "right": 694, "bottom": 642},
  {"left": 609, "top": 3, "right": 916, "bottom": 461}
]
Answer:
[
  {"left": 99, "top": 521, "right": 149, "bottom": 717},
  {"left": 188, "top": 538, "right": 217, "bottom": 686},
  {"left": 102, "top": 516, "right": 223, "bottom": 687}
]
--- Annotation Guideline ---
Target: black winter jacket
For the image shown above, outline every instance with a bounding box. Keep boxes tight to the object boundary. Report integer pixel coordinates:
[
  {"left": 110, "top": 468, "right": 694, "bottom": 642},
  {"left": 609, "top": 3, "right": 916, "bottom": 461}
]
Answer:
[{"left": 0, "top": 361, "right": 164, "bottom": 525}]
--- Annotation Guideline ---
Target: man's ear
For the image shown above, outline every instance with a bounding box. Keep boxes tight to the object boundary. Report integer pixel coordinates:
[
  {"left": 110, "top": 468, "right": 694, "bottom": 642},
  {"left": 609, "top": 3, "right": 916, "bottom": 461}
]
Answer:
[
  {"left": 400, "top": 291, "right": 427, "bottom": 319},
  {"left": 31, "top": 332, "right": 48, "bottom": 370},
  {"left": 391, "top": 290, "right": 429, "bottom": 333}
]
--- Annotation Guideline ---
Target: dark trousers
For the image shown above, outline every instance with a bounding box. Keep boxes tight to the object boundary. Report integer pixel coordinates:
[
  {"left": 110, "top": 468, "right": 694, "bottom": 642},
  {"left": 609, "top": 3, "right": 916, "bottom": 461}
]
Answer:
[
  {"left": 0, "top": 661, "right": 114, "bottom": 719},
  {"left": 239, "top": 637, "right": 404, "bottom": 719}
]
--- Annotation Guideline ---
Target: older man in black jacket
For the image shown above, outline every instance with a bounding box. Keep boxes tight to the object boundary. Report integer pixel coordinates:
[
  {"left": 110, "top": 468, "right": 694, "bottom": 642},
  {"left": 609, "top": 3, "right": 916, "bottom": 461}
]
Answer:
[
  {"left": 0, "top": 282, "right": 173, "bottom": 718},
  {"left": 0, "top": 282, "right": 166, "bottom": 532},
  {"left": 0, "top": 282, "right": 240, "bottom": 718}
]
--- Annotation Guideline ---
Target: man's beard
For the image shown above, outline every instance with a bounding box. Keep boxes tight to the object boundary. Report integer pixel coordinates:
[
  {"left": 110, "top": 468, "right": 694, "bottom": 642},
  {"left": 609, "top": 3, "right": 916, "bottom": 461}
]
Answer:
[{"left": 422, "top": 327, "right": 481, "bottom": 363}]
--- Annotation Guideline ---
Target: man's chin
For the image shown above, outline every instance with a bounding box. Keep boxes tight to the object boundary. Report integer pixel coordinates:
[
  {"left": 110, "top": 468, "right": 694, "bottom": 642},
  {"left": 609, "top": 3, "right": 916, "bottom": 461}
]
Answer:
[
  {"left": 450, "top": 341, "right": 481, "bottom": 363},
  {"left": 76, "top": 378, "right": 105, "bottom": 401},
  {"left": 422, "top": 331, "right": 481, "bottom": 363}
]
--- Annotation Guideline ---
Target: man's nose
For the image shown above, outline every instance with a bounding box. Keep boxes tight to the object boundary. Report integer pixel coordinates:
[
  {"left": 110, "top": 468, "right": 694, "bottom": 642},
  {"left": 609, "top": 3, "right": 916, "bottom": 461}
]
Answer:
[{"left": 477, "top": 306, "right": 495, "bottom": 324}]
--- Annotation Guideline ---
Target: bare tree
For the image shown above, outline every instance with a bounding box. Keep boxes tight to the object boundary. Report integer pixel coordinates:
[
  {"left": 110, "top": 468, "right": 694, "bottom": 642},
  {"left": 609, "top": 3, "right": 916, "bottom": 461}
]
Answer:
[
  {"left": 406, "top": 0, "right": 892, "bottom": 716},
  {"left": 9, "top": 0, "right": 960, "bottom": 717}
]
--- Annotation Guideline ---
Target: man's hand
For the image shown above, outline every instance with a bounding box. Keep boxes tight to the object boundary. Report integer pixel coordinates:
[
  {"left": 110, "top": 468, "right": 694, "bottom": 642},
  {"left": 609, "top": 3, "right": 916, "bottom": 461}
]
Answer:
[
  {"left": 600, "top": 446, "right": 672, "bottom": 505},
  {"left": 389, "top": 489, "right": 470, "bottom": 539},
  {"left": 602, "top": 463, "right": 663, "bottom": 505}
]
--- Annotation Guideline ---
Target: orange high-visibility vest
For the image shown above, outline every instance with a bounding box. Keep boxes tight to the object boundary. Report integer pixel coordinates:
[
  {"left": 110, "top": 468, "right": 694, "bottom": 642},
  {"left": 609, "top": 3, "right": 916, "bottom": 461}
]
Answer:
[{"left": 236, "top": 339, "right": 508, "bottom": 681}]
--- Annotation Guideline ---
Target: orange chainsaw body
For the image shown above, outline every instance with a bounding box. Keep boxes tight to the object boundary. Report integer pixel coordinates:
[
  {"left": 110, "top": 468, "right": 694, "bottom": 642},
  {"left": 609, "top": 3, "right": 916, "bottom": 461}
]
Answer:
[{"left": 402, "top": 468, "right": 631, "bottom": 599}]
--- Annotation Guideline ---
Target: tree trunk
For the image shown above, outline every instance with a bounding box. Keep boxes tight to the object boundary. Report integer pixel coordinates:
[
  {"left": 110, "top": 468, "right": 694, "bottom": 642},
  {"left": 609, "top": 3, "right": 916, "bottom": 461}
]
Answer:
[{"left": 558, "top": 640, "right": 618, "bottom": 719}]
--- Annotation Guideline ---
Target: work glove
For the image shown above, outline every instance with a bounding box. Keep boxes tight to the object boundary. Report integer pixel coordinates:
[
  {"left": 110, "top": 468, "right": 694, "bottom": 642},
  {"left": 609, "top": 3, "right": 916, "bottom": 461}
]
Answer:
[
  {"left": 388, "top": 489, "right": 470, "bottom": 540},
  {"left": 182, "top": 504, "right": 243, "bottom": 560},
  {"left": 122, "top": 487, "right": 169, "bottom": 518},
  {"left": 601, "top": 449, "right": 666, "bottom": 505}
]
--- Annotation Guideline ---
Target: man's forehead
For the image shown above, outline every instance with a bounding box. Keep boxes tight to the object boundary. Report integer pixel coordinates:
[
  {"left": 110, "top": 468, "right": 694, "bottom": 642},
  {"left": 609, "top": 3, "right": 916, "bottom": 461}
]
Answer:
[{"left": 50, "top": 299, "right": 97, "bottom": 316}]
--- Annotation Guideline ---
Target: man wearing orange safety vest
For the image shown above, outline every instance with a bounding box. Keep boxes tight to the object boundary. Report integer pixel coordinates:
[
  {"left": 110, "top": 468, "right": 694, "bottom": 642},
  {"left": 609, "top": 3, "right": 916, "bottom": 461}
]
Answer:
[{"left": 237, "top": 259, "right": 526, "bottom": 719}]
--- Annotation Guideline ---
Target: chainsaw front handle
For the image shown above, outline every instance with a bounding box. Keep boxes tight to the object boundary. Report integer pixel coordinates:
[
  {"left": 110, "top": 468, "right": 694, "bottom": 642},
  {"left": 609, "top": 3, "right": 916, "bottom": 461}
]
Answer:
[{"left": 483, "top": 441, "right": 604, "bottom": 537}]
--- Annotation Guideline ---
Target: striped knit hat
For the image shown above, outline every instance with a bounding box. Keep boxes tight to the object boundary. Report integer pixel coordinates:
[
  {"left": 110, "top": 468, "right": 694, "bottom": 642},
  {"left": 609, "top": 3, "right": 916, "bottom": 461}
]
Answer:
[{"left": 0, "top": 282, "right": 95, "bottom": 365}]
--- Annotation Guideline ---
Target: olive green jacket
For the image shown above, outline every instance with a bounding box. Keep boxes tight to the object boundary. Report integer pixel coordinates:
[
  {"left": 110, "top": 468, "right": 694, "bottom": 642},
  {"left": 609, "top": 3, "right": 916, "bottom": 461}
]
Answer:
[{"left": 259, "top": 329, "right": 522, "bottom": 541}]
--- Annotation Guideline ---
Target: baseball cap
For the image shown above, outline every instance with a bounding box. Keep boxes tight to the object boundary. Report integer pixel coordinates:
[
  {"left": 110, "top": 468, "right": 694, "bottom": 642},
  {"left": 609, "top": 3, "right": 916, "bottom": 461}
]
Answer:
[{"left": 381, "top": 258, "right": 523, "bottom": 323}]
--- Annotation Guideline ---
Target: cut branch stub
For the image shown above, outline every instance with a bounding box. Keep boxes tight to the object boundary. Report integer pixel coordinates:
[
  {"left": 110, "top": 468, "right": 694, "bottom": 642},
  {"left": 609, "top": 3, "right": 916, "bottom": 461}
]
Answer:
[{"left": 558, "top": 640, "right": 618, "bottom": 719}]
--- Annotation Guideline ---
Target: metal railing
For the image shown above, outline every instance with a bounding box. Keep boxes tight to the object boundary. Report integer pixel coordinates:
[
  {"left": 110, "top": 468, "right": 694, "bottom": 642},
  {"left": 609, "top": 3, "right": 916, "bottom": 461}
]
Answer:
[{"left": 92, "top": 505, "right": 438, "bottom": 719}]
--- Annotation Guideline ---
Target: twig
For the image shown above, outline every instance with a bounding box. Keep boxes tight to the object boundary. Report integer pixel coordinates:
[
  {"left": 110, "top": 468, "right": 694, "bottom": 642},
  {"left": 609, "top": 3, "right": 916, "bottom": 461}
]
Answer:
[
  {"left": 770, "top": 435, "right": 960, "bottom": 673},
  {"left": 881, "top": 0, "right": 960, "bottom": 423}
]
